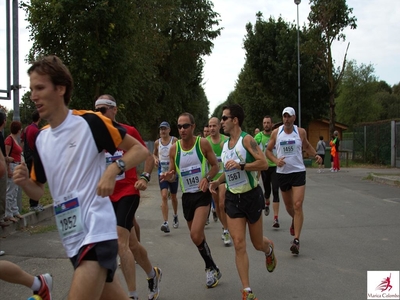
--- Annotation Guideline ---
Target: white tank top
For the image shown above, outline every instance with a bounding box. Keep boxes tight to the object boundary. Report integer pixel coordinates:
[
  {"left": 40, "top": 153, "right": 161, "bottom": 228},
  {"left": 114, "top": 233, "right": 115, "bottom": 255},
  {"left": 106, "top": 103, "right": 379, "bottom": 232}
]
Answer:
[
  {"left": 158, "top": 137, "right": 174, "bottom": 174},
  {"left": 275, "top": 125, "right": 305, "bottom": 174}
]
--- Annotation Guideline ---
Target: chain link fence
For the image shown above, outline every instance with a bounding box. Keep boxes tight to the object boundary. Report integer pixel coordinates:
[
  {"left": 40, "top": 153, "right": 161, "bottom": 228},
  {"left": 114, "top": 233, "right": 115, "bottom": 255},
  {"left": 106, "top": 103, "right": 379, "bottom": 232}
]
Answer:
[{"left": 342, "top": 120, "right": 398, "bottom": 165}]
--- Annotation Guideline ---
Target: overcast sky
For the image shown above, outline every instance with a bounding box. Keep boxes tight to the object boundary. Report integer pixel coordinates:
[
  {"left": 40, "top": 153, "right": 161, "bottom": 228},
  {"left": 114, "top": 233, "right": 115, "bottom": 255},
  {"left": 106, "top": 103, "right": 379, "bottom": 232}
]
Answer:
[
  {"left": 1, "top": 1, "right": 400, "bottom": 113},
  {"left": 203, "top": 0, "right": 400, "bottom": 113}
]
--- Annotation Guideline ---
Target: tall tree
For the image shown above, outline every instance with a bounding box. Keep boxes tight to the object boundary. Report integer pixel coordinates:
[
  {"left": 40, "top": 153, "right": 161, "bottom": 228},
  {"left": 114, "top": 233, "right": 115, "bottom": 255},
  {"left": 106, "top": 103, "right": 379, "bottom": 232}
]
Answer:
[
  {"left": 392, "top": 82, "right": 400, "bottom": 95},
  {"left": 336, "top": 60, "right": 380, "bottom": 127},
  {"left": 21, "top": 0, "right": 221, "bottom": 140},
  {"left": 307, "top": 0, "right": 357, "bottom": 135},
  {"left": 239, "top": 13, "right": 329, "bottom": 128},
  {"left": 337, "top": 60, "right": 400, "bottom": 126}
]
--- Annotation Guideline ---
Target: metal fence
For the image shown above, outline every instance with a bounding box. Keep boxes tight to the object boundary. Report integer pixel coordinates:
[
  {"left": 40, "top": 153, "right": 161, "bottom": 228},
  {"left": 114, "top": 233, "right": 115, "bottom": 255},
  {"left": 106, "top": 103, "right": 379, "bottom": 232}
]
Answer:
[{"left": 342, "top": 120, "right": 394, "bottom": 165}]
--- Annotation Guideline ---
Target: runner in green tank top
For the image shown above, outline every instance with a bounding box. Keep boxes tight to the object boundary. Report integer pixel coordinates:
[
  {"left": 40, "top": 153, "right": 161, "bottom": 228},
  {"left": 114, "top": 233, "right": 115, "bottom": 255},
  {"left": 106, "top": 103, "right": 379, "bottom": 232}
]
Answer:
[
  {"left": 206, "top": 117, "right": 232, "bottom": 246},
  {"left": 209, "top": 104, "right": 277, "bottom": 300},
  {"left": 160, "top": 112, "right": 223, "bottom": 289},
  {"left": 256, "top": 116, "right": 281, "bottom": 227}
]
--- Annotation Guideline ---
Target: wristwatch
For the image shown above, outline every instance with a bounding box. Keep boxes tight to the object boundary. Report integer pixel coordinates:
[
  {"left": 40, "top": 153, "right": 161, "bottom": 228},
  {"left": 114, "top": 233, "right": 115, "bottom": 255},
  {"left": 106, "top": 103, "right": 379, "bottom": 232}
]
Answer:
[
  {"left": 206, "top": 175, "right": 212, "bottom": 182},
  {"left": 239, "top": 161, "right": 246, "bottom": 170},
  {"left": 114, "top": 159, "right": 126, "bottom": 175},
  {"left": 141, "top": 172, "right": 151, "bottom": 182}
]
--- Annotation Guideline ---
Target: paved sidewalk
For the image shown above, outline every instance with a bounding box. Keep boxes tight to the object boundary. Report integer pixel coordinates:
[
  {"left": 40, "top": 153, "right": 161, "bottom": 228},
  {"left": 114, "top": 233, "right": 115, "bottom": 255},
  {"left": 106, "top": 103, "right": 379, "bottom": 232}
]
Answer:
[{"left": 1, "top": 167, "right": 399, "bottom": 300}]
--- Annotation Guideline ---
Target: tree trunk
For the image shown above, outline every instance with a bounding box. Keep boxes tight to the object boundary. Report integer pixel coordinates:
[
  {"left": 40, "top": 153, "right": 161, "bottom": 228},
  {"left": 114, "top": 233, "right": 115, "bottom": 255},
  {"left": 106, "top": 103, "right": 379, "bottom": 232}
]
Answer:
[{"left": 329, "top": 92, "right": 336, "bottom": 137}]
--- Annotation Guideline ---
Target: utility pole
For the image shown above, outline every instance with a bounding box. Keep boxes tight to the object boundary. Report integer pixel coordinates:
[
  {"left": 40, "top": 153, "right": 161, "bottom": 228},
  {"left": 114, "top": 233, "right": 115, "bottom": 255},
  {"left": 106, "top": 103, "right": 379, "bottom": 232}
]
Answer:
[
  {"left": 294, "top": 0, "right": 301, "bottom": 128},
  {"left": 12, "top": 0, "right": 21, "bottom": 121}
]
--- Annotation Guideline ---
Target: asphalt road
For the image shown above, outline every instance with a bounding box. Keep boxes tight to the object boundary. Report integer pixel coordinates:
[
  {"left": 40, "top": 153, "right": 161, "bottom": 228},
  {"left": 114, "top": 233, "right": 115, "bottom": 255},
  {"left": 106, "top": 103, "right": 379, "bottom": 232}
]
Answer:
[{"left": 1, "top": 167, "right": 399, "bottom": 300}]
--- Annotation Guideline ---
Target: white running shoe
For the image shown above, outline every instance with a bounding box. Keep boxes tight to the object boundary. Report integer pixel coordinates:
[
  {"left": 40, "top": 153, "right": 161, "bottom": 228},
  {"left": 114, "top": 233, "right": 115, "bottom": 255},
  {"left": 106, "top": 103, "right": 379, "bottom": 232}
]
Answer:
[
  {"left": 161, "top": 222, "right": 170, "bottom": 233},
  {"left": 222, "top": 231, "right": 232, "bottom": 246}
]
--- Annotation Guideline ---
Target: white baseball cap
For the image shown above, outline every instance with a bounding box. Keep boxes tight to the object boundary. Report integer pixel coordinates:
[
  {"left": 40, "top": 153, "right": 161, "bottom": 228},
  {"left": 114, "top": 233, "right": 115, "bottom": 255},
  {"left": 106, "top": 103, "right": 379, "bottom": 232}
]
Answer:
[{"left": 282, "top": 107, "right": 295, "bottom": 116}]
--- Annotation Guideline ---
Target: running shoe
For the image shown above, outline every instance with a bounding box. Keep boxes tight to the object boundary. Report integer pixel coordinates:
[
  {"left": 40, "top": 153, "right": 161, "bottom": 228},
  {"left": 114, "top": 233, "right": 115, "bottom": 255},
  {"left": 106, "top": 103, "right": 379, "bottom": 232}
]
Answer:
[
  {"left": 290, "top": 238, "right": 300, "bottom": 255},
  {"left": 0, "top": 250, "right": 4, "bottom": 256},
  {"left": 161, "top": 222, "right": 170, "bottom": 233},
  {"left": 242, "top": 289, "right": 258, "bottom": 300},
  {"left": 222, "top": 230, "right": 232, "bottom": 246},
  {"left": 30, "top": 204, "right": 45, "bottom": 212},
  {"left": 264, "top": 205, "right": 270, "bottom": 216},
  {"left": 147, "top": 267, "right": 162, "bottom": 300},
  {"left": 205, "top": 267, "right": 222, "bottom": 288},
  {"left": 266, "top": 241, "right": 277, "bottom": 272},
  {"left": 212, "top": 209, "right": 218, "bottom": 222},
  {"left": 290, "top": 220, "right": 295, "bottom": 236},
  {"left": 173, "top": 215, "right": 179, "bottom": 229},
  {"left": 272, "top": 218, "right": 280, "bottom": 228},
  {"left": 205, "top": 217, "right": 210, "bottom": 226},
  {"left": 35, "top": 273, "right": 53, "bottom": 300}
]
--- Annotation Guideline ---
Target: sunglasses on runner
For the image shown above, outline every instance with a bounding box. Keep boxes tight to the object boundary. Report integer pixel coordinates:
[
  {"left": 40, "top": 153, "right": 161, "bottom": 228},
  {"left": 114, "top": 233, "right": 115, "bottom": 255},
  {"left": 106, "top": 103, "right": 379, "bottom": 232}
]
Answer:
[
  {"left": 94, "top": 106, "right": 113, "bottom": 114},
  {"left": 177, "top": 123, "right": 192, "bottom": 130},
  {"left": 221, "top": 115, "right": 232, "bottom": 121}
]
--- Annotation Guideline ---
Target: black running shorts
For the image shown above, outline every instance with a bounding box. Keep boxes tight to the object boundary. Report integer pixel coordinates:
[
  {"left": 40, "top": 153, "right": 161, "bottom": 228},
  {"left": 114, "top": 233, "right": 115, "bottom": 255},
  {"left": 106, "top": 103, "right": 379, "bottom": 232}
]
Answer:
[
  {"left": 182, "top": 190, "right": 211, "bottom": 222},
  {"left": 277, "top": 171, "right": 306, "bottom": 192},
  {"left": 112, "top": 194, "right": 139, "bottom": 230},
  {"left": 225, "top": 185, "right": 264, "bottom": 224},
  {"left": 69, "top": 239, "right": 118, "bottom": 282}
]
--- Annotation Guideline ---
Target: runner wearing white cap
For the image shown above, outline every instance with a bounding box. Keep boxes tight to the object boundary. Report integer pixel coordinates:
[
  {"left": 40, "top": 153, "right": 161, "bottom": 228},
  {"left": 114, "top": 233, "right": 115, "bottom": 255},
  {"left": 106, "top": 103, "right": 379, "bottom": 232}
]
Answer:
[{"left": 266, "top": 107, "right": 322, "bottom": 255}]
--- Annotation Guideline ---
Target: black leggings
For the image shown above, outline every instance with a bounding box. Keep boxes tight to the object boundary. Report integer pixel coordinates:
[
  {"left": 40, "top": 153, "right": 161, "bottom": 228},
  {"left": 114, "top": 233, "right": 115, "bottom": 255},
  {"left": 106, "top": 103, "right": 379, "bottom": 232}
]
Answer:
[{"left": 261, "top": 167, "right": 280, "bottom": 203}]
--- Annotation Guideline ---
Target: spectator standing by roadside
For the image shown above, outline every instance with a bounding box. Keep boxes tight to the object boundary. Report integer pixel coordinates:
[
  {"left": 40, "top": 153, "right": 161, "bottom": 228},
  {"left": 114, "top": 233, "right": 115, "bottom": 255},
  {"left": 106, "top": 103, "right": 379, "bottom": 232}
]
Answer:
[
  {"left": 5, "top": 121, "right": 23, "bottom": 222},
  {"left": 21, "top": 110, "right": 43, "bottom": 211},
  {"left": 0, "top": 149, "right": 6, "bottom": 256},
  {"left": 316, "top": 136, "right": 326, "bottom": 173},
  {"left": 331, "top": 131, "right": 340, "bottom": 172},
  {"left": 0, "top": 111, "right": 10, "bottom": 228}
]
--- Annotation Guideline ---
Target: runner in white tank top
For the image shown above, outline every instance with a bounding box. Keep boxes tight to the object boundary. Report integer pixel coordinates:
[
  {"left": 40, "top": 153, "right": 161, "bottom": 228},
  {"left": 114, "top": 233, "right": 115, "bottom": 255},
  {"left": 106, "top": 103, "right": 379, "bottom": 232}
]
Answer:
[
  {"left": 154, "top": 121, "right": 179, "bottom": 233},
  {"left": 266, "top": 107, "right": 322, "bottom": 256},
  {"left": 275, "top": 124, "right": 306, "bottom": 174}
]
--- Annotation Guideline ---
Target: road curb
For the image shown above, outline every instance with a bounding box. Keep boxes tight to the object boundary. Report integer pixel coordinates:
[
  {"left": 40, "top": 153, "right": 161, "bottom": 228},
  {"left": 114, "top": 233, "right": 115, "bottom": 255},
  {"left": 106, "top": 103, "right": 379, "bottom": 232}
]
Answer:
[
  {"left": 1, "top": 204, "right": 54, "bottom": 237},
  {"left": 371, "top": 173, "right": 400, "bottom": 187}
]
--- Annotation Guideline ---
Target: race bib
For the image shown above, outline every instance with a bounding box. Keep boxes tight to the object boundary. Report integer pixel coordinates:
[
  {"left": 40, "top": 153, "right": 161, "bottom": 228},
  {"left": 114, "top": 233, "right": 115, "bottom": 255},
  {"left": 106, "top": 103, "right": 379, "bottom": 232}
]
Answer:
[
  {"left": 106, "top": 152, "right": 125, "bottom": 180},
  {"left": 181, "top": 164, "right": 202, "bottom": 192},
  {"left": 280, "top": 140, "right": 297, "bottom": 156},
  {"left": 225, "top": 169, "right": 248, "bottom": 188},
  {"left": 160, "top": 161, "right": 170, "bottom": 173},
  {"left": 217, "top": 156, "right": 224, "bottom": 174},
  {"left": 265, "top": 142, "right": 277, "bottom": 157},
  {"left": 54, "top": 191, "right": 84, "bottom": 243}
]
